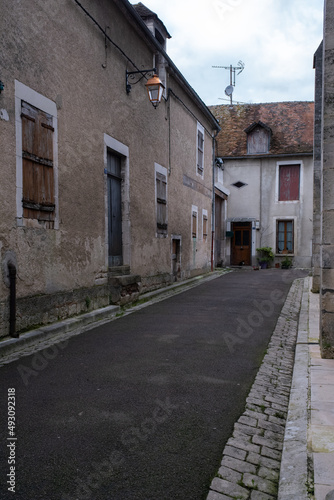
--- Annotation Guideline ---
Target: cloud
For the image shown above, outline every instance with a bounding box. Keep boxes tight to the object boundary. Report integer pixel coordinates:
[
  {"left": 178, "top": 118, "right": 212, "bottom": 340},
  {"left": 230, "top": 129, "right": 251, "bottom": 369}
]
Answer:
[{"left": 136, "top": 0, "right": 323, "bottom": 104}]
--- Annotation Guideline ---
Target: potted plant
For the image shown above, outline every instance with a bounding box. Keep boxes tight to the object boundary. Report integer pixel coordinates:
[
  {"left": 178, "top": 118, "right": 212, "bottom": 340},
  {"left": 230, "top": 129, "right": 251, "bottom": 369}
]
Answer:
[
  {"left": 256, "top": 246, "right": 274, "bottom": 269},
  {"left": 281, "top": 256, "right": 293, "bottom": 269}
]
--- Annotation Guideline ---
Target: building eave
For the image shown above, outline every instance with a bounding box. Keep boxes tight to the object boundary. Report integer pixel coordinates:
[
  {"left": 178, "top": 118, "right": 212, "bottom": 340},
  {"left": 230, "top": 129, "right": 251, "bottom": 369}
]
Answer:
[
  {"left": 117, "top": 0, "right": 220, "bottom": 132},
  {"left": 220, "top": 152, "right": 313, "bottom": 161}
]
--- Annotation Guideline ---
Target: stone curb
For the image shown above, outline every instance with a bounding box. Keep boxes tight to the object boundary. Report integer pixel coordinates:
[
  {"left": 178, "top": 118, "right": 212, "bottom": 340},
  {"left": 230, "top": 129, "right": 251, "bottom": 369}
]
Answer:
[
  {"left": 277, "top": 277, "right": 310, "bottom": 499},
  {"left": 0, "top": 269, "right": 231, "bottom": 366},
  {"left": 207, "top": 277, "right": 306, "bottom": 500},
  {"left": 0, "top": 305, "right": 120, "bottom": 364}
]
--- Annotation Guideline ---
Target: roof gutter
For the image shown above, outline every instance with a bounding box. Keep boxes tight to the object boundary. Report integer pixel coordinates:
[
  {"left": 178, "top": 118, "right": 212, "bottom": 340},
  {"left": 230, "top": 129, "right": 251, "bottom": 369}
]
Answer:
[{"left": 219, "top": 152, "right": 313, "bottom": 160}]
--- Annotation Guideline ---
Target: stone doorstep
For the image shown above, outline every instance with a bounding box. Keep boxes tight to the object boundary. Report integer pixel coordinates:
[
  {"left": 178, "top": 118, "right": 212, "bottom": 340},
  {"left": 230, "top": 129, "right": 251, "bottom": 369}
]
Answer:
[
  {"left": 108, "top": 265, "right": 130, "bottom": 276},
  {"left": 108, "top": 274, "right": 141, "bottom": 287}
]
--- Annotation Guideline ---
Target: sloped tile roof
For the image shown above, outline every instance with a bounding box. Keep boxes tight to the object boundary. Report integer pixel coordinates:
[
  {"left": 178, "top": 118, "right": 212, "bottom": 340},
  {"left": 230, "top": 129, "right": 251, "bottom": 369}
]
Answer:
[{"left": 209, "top": 102, "right": 314, "bottom": 157}]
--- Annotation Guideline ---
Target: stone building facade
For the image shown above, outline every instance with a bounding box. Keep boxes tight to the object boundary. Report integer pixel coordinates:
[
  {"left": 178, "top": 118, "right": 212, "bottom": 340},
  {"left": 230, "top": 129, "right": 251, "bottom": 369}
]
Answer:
[
  {"left": 0, "top": 0, "right": 219, "bottom": 338},
  {"left": 313, "top": 0, "right": 334, "bottom": 357},
  {"left": 210, "top": 102, "right": 314, "bottom": 268}
]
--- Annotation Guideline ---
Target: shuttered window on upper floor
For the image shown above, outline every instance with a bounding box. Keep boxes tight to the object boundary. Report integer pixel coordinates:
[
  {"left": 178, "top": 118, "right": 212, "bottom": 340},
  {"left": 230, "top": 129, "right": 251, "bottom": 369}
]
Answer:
[
  {"left": 279, "top": 164, "right": 300, "bottom": 201},
  {"left": 196, "top": 121, "right": 204, "bottom": 176},
  {"left": 21, "top": 101, "right": 55, "bottom": 227},
  {"left": 192, "top": 210, "right": 197, "bottom": 239},
  {"left": 156, "top": 171, "right": 167, "bottom": 235}
]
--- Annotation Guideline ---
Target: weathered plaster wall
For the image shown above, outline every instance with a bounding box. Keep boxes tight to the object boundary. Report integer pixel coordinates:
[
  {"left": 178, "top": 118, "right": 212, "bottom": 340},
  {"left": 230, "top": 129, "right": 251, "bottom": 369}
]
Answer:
[{"left": 0, "top": 0, "right": 216, "bottom": 336}]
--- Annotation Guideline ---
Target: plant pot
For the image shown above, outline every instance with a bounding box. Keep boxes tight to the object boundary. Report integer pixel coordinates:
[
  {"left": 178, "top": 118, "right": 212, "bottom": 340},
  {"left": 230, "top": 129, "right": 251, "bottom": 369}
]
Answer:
[{"left": 259, "top": 261, "right": 268, "bottom": 269}]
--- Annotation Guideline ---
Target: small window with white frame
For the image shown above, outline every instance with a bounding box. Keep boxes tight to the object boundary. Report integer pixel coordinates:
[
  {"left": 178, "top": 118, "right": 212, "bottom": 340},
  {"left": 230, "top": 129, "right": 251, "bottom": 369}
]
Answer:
[
  {"left": 276, "top": 219, "right": 294, "bottom": 254},
  {"left": 196, "top": 122, "right": 204, "bottom": 176}
]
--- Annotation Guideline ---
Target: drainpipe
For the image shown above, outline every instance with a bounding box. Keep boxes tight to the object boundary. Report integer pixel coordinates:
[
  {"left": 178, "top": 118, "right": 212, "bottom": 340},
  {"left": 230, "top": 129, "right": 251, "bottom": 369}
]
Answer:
[
  {"left": 8, "top": 263, "right": 18, "bottom": 338},
  {"left": 211, "top": 131, "right": 219, "bottom": 271}
]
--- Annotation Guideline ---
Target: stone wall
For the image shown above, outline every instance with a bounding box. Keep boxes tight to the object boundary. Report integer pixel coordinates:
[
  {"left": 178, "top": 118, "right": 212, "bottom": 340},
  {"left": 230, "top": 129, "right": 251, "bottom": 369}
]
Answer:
[
  {"left": 312, "top": 42, "right": 323, "bottom": 292},
  {"left": 320, "top": 0, "right": 334, "bottom": 357}
]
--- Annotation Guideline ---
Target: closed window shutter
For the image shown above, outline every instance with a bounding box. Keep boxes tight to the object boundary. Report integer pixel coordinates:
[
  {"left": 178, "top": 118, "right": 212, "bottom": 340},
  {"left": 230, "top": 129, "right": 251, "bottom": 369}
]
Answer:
[
  {"left": 247, "top": 127, "right": 269, "bottom": 154},
  {"left": 197, "top": 130, "right": 204, "bottom": 174},
  {"left": 156, "top": 172, "right": 167, "bottom": 233},
  {"left": 21, "top": 101, "right": 55, "bottom": 226},
  {"left": 203, "top": 214, "right": 208, "bottom": 239},
  {"left": 192, "top": 211, "right": 197, "bottom": 238},
  {"left": 279, "top": 165, "right": 300, "bottom": 201}
]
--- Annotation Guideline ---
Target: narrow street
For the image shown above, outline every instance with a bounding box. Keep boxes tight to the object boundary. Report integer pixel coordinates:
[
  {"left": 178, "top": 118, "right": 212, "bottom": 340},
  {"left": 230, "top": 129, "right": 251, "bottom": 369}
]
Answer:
[{"left": 0, "top": 269, "right": 307, "bottom": 500}]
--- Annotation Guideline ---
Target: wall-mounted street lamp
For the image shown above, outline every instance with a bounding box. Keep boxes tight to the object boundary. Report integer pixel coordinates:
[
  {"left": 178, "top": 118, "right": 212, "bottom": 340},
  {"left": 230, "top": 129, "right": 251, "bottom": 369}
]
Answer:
[{"left": 126, "top": 68, "right": 164, "bottom": 108}]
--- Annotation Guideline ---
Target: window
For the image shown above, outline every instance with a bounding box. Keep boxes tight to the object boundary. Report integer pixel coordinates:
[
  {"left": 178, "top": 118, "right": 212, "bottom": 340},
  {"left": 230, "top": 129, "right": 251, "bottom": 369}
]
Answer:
[
  {"left": 279, "top": 164, "right": 300, "bottom": 201},
  {"left": 196, "top": 123, "right": 204, "bottom": 176},
  {"left": 15, "top": 81, "right": 58, "bottom": 229},
  {"left": 202, "top": 210, "right": 208, "bottom": 240},
  {"left": 155, "top": 165, "right": 167, "bottom": 236},
  {"left": 192, "top": 207, "right": 198, "bottom": 239},
  {"left": 21, "top": 101, "right": 55, "bottom": 226},
  {"left": 245, "top": 122, "right": 271, "bottom": 154},
  {"left": 277, "top": 220, "right": 294, "bottom": 254}
]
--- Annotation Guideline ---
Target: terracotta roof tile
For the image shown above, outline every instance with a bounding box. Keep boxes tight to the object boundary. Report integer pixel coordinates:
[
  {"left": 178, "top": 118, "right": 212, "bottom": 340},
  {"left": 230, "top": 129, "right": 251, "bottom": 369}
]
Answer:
[{"left": 209, "top": 102, "right": 314, "bottom": 157}]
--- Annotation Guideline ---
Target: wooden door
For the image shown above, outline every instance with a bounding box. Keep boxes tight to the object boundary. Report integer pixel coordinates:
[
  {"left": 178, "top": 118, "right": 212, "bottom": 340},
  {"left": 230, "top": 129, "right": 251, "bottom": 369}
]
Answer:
[
  {"left": 231, "top": 222, "right": 251, "bottom": 266},
  {"left": 107, "top": 152, "right": 122, "bottom": 267}
]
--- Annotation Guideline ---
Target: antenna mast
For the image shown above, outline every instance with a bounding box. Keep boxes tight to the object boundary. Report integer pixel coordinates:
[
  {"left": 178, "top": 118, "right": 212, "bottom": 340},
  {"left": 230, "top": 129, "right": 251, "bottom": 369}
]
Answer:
[{"left": 212, "top": 61, "right": 245, "bottom": 104}]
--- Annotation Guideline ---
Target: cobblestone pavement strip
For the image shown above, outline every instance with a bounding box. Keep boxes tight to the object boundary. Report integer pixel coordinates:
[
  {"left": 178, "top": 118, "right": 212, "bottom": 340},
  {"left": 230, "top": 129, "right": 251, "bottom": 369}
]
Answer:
[{"left": 206, "top": 278, "right": 304, "bottom": 500}]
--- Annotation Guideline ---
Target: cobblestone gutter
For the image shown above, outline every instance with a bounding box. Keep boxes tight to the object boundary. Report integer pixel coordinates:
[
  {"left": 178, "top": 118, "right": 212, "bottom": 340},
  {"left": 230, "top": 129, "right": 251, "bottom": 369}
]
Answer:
[{"left": 207, "top": 278, "right": 304, "bottom": 500}]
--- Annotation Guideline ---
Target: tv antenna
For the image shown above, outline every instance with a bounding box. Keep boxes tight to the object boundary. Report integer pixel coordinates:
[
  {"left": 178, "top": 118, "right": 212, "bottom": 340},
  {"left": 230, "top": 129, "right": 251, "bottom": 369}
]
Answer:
[{"left": 212, "top": 61, "right": 245, "bottom": 104}]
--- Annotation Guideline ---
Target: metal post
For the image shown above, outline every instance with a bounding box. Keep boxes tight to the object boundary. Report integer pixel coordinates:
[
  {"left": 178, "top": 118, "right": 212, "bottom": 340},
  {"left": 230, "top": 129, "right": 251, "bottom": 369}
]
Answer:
[{"left": 8, "top": 263, "right": 18, "bottom": 338}]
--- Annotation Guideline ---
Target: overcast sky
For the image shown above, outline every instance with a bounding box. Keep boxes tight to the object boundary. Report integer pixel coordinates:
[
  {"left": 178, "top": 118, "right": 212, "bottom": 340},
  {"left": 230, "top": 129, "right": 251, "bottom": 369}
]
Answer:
[{"left": 135, "top": 0, "right": 324, "bottom": 106}]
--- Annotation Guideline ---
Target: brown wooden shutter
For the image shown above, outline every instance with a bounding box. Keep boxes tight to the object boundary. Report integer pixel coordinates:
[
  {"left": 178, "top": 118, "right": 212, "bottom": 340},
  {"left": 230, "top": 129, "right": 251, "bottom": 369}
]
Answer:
[
  {"left": 192, "top": 211, "right": 197, "bottom": 238},
  {"left": 203, "top": 214, "right": 208, "bottom": 240},
  {"left": 156, "top": 172, "right": 167, "bottom": 233},
  {"left": 21, "top": 101, "right": 55, "bottom": 227},
  {"left": 247, "top": 127, "right": 269, "bottom": 154},
  {"left": 197, "top": 130, "right": 204, "bottom": 174},
  {"left": 279, "top": 165, "right": 300, "bottom": 201}
]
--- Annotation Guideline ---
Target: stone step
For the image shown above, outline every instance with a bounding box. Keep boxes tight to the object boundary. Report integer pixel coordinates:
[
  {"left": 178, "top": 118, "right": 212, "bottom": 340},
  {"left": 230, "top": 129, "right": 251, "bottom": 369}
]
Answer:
[{"left": 108, "top": 265, "right": 130, "bottom": 276}]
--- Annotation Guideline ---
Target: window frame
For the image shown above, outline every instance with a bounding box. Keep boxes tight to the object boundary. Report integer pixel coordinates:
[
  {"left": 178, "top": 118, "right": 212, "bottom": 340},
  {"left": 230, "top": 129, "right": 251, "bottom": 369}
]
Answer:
[
  {"left": 247, "top": 126, "right": 270, "bottom": 154},
  {"left": 192, "top": 205, "right": 198, "bottom": 240},
  {"left": 155, "top": 163, "right": 168, "bottom": 238},
  {"left": 15, "top": 80, "right": 58, "bottom": 229},
  {"left": 196, "top": 122, "right": 204, "bottom": 177},
  {"left": 275, "top": 160, "right": 303, "bottom": 204},
  {"left": 202, "top": 209, "right": 208, "bottom": 241},
  {"left": 276, "top": 219, "right": 295, "bottom": 255}
]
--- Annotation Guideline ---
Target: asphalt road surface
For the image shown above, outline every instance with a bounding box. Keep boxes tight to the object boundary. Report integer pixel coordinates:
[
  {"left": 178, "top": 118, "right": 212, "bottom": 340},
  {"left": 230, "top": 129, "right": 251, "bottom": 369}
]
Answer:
[{"left": 0, "top": 269, "right": 307, "bottom": 500}]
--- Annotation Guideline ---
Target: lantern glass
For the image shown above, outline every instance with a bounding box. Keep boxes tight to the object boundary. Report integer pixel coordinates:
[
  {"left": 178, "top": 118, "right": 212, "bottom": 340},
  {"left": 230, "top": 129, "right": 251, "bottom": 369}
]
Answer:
[{"left": 145, "top": 74, "right": 164, "bottom": 106}]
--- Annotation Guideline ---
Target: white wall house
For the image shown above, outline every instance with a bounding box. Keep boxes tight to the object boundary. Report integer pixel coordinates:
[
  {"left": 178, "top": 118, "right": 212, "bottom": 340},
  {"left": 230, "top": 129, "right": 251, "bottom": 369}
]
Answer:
[{"left": 210, "top": 102, "right": 314, "bottom": 268}]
